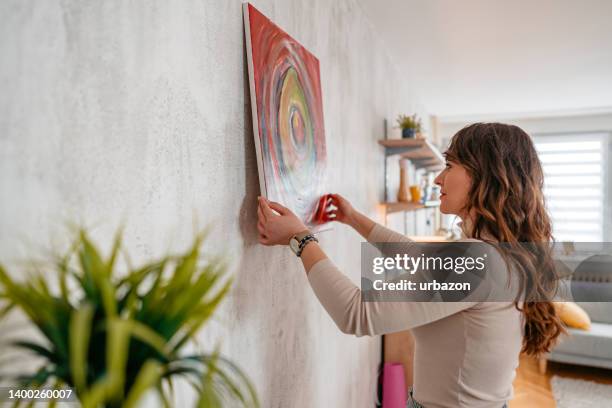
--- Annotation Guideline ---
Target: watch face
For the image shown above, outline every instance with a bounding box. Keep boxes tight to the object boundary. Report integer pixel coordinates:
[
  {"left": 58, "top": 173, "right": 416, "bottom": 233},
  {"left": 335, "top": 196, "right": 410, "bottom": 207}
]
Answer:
[{"left": 289, "top": 238, "right": 300, "bottom": 254}]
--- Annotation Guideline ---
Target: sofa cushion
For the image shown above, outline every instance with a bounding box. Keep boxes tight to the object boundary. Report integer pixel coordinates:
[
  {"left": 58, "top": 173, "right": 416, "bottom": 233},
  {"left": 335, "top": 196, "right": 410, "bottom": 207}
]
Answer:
[
  {"left": 576, "top": 302, "right": 612, "bottom": 324},
  {"left": 553, "top": 323, "right": 612, "bottom": 361},
  {"left": 554, "top": 302, "right": 591, "bottom": 330}
]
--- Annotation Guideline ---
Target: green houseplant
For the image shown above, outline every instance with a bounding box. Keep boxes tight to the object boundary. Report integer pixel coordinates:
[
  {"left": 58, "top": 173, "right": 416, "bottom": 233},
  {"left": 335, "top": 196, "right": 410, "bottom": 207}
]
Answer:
[
  {"left": 396, "top": 114, "right": 422, "bottom": 139},
  {"left": 0, "top": 228, "right": 259, "bottom": 408}
]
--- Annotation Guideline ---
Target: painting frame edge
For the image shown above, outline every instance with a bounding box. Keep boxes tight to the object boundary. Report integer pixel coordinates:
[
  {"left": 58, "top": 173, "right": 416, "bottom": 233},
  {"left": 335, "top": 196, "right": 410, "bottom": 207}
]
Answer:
[{"left": 243, "top": 2, "right": 268, "bottom": 199}]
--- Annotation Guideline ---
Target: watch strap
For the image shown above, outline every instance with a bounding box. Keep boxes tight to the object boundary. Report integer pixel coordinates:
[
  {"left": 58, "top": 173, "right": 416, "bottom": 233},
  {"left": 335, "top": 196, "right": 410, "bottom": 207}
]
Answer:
[
  {"left": 293, "top": 230, "right": 312, "bottom": 243},
  {"left": 296, "top": 234, "right": 318, "bottom": 257}
]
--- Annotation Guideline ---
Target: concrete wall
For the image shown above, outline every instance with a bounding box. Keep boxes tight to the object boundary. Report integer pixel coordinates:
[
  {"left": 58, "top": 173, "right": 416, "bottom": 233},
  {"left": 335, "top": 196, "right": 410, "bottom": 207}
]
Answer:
[{"left": 0, "top": 1, "right": 426, "bottom": 406}]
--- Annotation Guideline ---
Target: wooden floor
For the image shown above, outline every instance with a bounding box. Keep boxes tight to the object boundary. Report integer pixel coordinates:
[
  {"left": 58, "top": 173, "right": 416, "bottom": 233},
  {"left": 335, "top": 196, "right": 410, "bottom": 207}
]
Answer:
[{"left": 509, "top": 354, "right": 612, "bottom": 407}]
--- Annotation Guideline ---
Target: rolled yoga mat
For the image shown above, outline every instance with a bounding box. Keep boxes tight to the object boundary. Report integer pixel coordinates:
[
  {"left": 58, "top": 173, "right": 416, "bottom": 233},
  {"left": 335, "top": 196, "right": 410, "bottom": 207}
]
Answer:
[{"left": 382, "top": 362, "right": 407, "bottom": 408}]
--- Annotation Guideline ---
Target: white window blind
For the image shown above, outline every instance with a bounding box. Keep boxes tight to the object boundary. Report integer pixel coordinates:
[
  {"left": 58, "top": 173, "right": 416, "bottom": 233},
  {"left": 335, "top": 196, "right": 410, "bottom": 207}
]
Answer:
[{"left": 533, "top": 132, "right": 609, "bottom": 242}]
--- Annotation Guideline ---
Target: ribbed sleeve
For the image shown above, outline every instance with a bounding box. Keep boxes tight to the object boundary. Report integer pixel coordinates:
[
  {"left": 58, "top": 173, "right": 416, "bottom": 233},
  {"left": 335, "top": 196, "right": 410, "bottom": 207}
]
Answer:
[{"left": 306, "top": 253, "right": 476, "bottom": 337}]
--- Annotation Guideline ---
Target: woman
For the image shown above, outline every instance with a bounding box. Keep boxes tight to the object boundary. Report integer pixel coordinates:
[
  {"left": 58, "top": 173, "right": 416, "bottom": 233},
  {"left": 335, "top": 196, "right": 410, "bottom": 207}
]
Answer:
[{"left": 256, "top": 123, "right": 564, "bottom": 408}]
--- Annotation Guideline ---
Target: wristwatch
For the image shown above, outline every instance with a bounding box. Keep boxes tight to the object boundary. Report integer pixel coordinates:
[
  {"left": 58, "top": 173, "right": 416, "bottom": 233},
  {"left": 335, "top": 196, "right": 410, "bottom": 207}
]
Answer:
[{"left": 289, "top": 230, "right": 318, "bottom": 257}]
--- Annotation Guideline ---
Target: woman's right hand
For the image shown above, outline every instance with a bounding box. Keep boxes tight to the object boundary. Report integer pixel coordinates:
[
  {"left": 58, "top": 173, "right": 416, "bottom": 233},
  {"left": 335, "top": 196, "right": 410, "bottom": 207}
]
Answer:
[
  {"left": 328, "top": 193, "right": 355, "bottom": 225},
  {"left": 327, "top": 193, "right": 376, "bottom": 239}
]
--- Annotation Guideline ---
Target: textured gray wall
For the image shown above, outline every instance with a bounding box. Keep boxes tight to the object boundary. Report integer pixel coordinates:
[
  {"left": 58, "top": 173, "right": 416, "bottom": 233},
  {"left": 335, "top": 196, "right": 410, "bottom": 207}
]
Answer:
[{"left": 0, "top": 1, "right": 425, "bottom": 406}]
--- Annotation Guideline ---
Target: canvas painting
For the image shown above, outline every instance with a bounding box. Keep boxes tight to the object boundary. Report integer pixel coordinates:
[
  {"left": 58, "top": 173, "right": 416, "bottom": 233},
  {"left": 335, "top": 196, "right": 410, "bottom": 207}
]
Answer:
[{"left": 243, "top": 3, "right": 328, "bottom": 228}]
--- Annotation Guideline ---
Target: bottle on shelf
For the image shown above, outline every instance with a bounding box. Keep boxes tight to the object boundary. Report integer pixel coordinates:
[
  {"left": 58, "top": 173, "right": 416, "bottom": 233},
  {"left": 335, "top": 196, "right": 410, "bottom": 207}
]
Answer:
[
  {"left": 397, "top": 159, "right": 410, "bottom": 202},
  {"left": 409, "top": 184, "right": 421, "bottom": 203}
]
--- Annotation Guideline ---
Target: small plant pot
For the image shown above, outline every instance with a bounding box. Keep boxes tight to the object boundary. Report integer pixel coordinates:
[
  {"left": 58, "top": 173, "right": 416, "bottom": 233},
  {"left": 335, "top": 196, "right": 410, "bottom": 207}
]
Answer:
[{"left": 402, "top": 128, "right": 416, "bottom": 138}]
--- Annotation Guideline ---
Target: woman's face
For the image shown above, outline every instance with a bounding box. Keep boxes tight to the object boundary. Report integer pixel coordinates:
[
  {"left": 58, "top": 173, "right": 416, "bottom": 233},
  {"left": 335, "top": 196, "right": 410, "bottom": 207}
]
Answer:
[{"left": 434, "top": 159, "right": 472, "bottom": 217}]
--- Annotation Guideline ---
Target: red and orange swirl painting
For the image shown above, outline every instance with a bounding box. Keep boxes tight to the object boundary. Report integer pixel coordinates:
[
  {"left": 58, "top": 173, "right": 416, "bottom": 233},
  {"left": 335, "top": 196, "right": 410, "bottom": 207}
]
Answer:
[{"left": 244, "top": 3, "right": 328, "bottom": 227}]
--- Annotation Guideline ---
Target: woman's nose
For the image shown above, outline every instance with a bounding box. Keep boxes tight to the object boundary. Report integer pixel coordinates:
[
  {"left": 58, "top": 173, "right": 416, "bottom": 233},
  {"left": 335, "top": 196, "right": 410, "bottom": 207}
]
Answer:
[{"left": 434, "top": 172, "right": 443, "bottom": 186}]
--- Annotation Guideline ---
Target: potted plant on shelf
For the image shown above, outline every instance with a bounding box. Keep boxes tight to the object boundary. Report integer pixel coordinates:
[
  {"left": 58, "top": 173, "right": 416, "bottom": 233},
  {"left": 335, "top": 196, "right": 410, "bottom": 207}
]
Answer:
[
  {"left": 396, "top": 114, "right": 422, "bottom": 139},
  {"left": 0, "top": 228, "right": 259, "bottom": 408}
]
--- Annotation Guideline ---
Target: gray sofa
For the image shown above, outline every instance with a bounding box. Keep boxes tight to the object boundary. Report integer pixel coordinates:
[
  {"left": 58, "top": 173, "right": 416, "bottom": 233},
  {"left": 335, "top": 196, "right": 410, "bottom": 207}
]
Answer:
[
  {"left": 542, "top": 253, "right": 612, "bottom": 372},
  {"left": 546, "top": 302, "right": 612, "bottom": 371}
]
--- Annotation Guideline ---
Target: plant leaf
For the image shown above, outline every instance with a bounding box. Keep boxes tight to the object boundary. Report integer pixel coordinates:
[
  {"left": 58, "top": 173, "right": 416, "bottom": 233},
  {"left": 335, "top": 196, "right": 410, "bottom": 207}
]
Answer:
[
  {"left": 69, "top": 303, "right": 93, "bottom": 393},
  {"left": 127, "top": 319, "right": 172, "bottom": 360},
  {"left": 123, "top": 360, "right": 162, "bottom": 408},
  {"left": 10, "top": 340, "right": 58, "bottom": 363}
]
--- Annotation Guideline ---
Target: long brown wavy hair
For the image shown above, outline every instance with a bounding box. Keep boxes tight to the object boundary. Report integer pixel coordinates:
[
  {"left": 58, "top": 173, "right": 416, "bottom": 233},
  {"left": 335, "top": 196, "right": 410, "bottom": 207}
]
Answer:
[{"left": 444, "top": 122, "right": 565, "bottom": 356}]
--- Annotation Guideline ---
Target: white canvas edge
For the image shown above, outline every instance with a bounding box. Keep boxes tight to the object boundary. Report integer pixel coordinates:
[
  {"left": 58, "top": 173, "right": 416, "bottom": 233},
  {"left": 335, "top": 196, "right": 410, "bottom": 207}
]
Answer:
[{"left": 243, "top": 2, "right": 268, "bottom": 199}]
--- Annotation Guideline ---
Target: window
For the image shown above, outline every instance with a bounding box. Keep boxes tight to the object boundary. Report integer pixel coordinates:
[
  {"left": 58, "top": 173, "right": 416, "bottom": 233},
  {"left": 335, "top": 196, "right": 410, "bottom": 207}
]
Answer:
[{"left": 532, "top": 132, "right": 610, "bottom": 242}]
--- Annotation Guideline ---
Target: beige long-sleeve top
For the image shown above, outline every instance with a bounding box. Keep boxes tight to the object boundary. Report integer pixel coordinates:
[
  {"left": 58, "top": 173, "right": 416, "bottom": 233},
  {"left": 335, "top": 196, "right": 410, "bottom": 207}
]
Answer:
[{"left": 307, "top": 222, "right": 523, "bottom": 408}]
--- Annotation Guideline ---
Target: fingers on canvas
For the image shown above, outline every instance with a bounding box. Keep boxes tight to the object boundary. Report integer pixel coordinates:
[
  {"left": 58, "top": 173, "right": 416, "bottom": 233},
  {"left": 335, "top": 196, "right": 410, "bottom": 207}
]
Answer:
[
  {"left": 267, "top": 200, "right": 289, "bottom": 215},
  {"left": 257, "top": 204, "right": 267, "bottom": 222},
  {"left": 257, "top": 220, "right": 266, "bottom": 234},
  {"left": 258, "top": 197, "right": 276, "bottom": 218}
]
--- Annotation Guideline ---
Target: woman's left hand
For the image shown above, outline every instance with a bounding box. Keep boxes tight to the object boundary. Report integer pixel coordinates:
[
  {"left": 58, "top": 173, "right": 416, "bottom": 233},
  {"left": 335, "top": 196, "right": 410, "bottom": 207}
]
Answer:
[{"left": 257, "top": 196, "right": 308, "bottom": 246}]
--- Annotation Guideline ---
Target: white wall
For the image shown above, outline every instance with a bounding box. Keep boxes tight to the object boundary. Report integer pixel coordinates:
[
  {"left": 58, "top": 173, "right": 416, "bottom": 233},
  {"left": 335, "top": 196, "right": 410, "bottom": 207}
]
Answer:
[
  {"left": 0, "top": 1, "right": 427, "bottom": 406},
  {"left": 358, "top": 0, "right": 612, "bottom": 116}
]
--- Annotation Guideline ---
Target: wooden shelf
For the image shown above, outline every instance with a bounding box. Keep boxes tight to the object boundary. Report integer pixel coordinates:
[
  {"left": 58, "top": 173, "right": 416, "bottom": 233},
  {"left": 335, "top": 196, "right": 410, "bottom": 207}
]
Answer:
[
  {"left": 378, "top": 138, "right": 444, "bottom": 170},
  {"left": 382, "top": 200, "right": 440, "bottom": 214}
]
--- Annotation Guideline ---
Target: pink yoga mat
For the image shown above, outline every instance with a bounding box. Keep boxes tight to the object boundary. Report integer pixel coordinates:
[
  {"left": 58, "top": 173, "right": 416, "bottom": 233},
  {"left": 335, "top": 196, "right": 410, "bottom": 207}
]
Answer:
[{"left": 382, "top": 362, "right": 407, "bottom": 408}]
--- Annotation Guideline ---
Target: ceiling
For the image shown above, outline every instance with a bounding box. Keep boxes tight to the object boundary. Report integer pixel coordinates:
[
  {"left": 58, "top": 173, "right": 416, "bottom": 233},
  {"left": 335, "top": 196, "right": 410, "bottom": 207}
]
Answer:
[{"left": 357, "top": 0, "right": 612, "bottom": 117}]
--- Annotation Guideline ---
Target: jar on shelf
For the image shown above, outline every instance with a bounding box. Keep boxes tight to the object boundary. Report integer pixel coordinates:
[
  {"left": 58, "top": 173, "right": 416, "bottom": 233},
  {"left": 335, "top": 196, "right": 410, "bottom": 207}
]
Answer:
[
  {"left": 409, "top": 185, "right": 421, "bottom": 203},
  {"left": 397, "top": 159, "right": 410, "bottom": 202}
]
